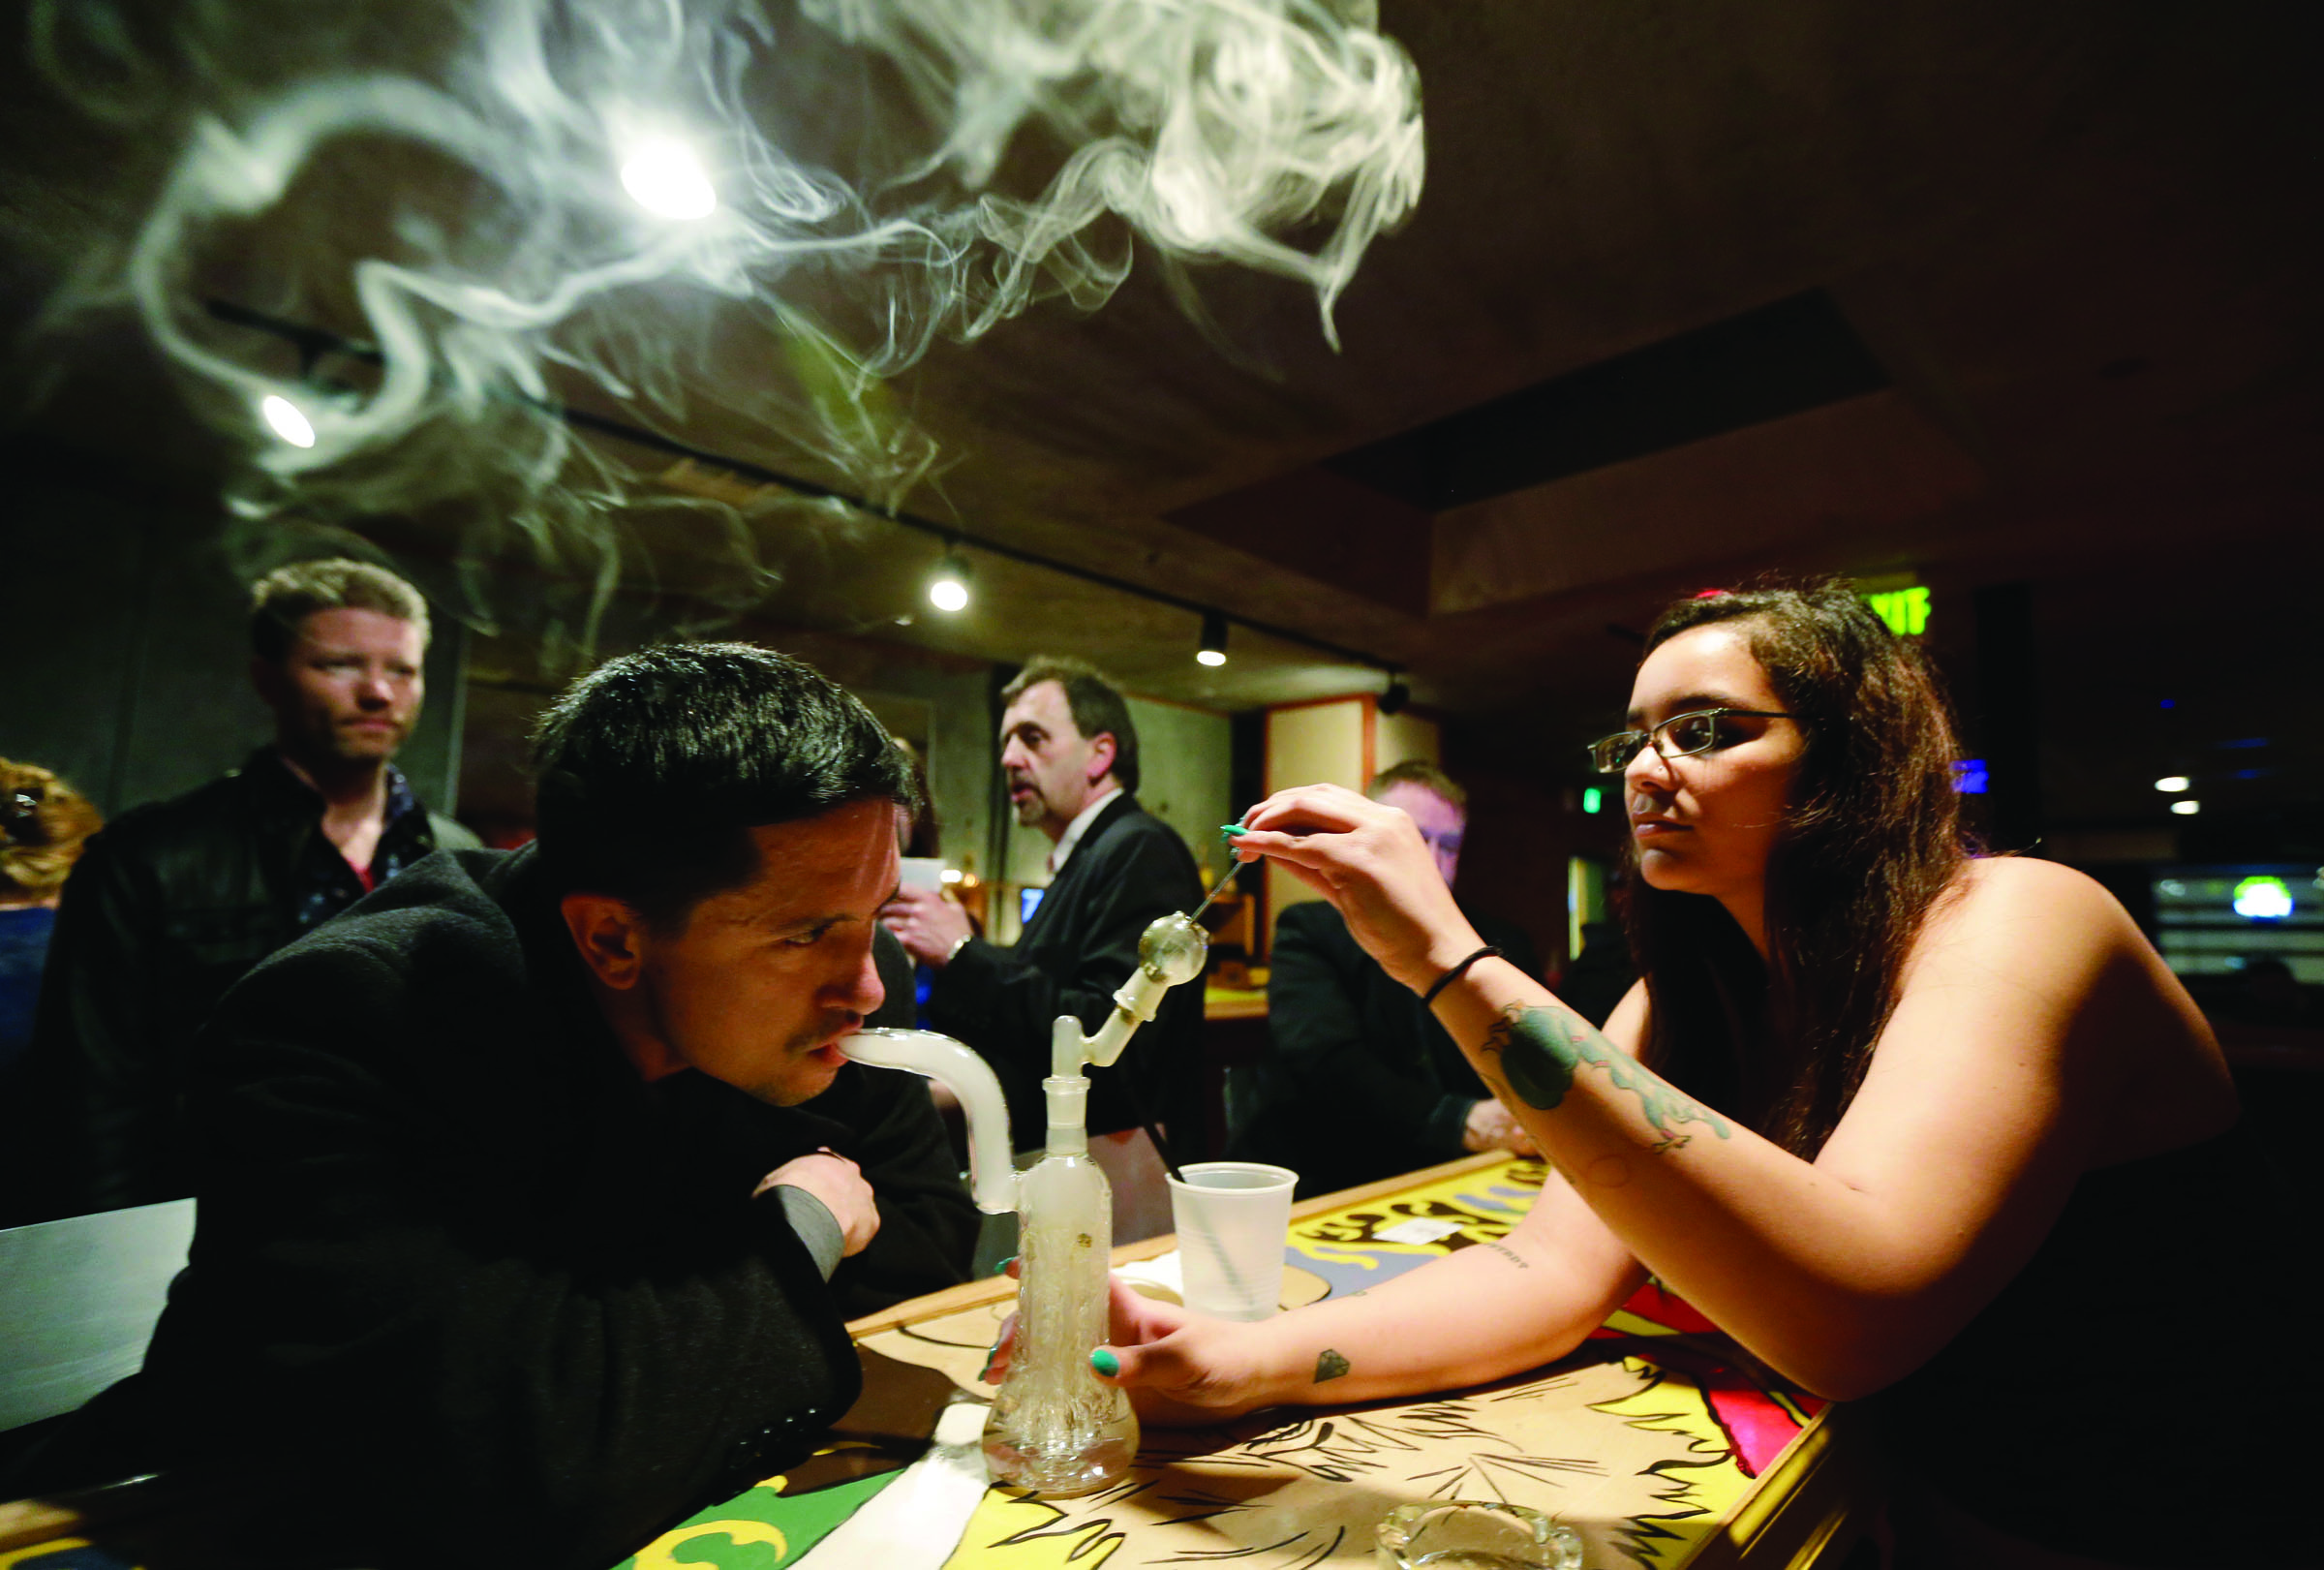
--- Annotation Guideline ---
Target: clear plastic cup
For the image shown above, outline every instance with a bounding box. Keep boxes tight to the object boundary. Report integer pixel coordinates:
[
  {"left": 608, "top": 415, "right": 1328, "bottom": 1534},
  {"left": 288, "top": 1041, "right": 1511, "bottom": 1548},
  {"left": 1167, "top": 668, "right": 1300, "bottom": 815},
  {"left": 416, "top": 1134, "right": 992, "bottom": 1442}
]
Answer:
[
  {"left": 1166, "top": 1160, "right": 1298, "bottom": 1321},
  {"left": 1375, "top": 1500, "right": 1583, "bottom": 1569}
]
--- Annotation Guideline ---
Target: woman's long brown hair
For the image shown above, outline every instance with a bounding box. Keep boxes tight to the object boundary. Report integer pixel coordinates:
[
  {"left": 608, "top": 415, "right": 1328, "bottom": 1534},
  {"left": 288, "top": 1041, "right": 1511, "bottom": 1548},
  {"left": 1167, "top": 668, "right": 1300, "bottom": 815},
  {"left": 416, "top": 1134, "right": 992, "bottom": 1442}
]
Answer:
[{"left": 1620, "top": 582, "right": 1971, "bottom": 1156}]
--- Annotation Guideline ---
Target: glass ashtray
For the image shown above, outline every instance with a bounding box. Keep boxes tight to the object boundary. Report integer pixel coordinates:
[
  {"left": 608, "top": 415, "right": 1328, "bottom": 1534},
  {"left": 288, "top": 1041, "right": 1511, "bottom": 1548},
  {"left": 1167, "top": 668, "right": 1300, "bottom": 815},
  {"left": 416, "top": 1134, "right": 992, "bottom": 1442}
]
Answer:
[{"left": 1375, "top": 1499, "right": 1584, "bottom": 1570}]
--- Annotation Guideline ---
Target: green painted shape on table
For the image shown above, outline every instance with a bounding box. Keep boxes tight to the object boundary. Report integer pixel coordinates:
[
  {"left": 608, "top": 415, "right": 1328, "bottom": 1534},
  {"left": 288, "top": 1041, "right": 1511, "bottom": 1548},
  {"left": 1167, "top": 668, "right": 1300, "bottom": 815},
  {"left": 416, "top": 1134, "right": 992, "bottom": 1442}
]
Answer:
[{"left": 611, "top": 1466, "right": 899, "bottom": 1568}]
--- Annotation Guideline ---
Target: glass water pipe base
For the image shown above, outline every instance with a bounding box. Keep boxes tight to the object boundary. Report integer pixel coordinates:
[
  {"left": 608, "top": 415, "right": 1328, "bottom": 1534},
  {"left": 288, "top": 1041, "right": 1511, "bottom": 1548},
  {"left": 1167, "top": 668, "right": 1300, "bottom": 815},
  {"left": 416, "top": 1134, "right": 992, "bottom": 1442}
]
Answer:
[{"left": 982, "top": 1419, "right": 1138, "bottom": 1496}]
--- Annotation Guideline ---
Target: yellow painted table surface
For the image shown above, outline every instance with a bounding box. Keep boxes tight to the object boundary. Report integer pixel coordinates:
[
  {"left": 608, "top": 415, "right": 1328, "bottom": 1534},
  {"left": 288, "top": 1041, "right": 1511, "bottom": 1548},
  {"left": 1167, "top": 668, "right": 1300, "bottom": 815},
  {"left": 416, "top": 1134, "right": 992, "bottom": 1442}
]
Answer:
[{"left": 620, "top": 1153, "right": 1876, "bottom": 1570}]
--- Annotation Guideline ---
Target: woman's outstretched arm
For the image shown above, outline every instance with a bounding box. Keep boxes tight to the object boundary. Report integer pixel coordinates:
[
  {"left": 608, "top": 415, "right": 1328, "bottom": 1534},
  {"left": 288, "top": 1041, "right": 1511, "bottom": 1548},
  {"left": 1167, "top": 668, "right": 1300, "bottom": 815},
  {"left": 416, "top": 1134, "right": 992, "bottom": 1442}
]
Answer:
[
  {"left": 1232, "top": 785, "right": 2177, "bottom": 1401},
  {"left": 1075, "top": 1169, "right": 1645, "bottom": 1421}
]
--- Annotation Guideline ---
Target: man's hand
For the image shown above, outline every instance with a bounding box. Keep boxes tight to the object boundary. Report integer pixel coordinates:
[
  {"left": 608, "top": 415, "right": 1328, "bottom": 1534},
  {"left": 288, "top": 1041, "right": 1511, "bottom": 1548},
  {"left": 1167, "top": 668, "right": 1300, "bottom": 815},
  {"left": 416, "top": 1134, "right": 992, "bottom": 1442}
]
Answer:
[
  {"left": 1463, "top": 1097, "right": 1541, "bottom": 1156},
  {"left": 880, "top": 885, "right": 974, "bottom": 967},
  {"left": 755, "top": 1151, "right": 880, "bottom": 1256}
]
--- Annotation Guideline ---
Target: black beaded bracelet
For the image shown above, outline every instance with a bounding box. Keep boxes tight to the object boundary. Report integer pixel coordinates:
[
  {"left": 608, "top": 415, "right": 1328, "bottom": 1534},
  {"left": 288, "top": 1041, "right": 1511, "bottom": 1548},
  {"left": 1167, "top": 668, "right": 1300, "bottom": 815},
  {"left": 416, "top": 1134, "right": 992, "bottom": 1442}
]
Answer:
[{"left": 1421, "top": 944, "right": 1505, "bottom": 1007}]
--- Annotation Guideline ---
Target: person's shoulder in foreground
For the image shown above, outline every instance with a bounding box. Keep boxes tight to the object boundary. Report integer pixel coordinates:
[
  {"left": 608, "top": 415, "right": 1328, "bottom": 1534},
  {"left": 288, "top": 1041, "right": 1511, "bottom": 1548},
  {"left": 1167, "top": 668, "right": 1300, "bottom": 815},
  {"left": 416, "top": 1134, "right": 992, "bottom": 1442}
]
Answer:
[{"left": 13, "top": 641, "right": 946, "bottom": 1570}]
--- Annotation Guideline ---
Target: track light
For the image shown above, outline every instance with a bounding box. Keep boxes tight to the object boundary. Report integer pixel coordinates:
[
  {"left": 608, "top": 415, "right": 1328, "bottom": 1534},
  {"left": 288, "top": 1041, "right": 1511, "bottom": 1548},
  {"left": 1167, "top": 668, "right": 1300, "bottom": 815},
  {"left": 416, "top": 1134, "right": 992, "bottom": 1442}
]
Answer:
[
  {"left": 208, "top": 303, "right": 1412, "bottom": 678},
  {"left": 928, "top": 550, "right": 971, "bottom": 612},
  {"left": 2170, "top": 799, "right": 2201, "bottom": 816},
  {"left": 1378, "top": 672, "right": 1410, "bottom": 716},
  {"left": 2154, "top": 776, "right": 2190, "bottom": 793},
  {"left": 1197, "top": 610, "right": 1228, "bottom": 666}
]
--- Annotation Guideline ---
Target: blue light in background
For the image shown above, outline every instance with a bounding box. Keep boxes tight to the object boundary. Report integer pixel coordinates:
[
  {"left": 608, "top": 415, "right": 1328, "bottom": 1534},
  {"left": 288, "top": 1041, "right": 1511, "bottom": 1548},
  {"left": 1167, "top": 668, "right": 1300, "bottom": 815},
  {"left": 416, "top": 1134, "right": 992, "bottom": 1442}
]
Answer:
[{"left": 1952, "top": 758, "right": 1990, "bottom": 794}]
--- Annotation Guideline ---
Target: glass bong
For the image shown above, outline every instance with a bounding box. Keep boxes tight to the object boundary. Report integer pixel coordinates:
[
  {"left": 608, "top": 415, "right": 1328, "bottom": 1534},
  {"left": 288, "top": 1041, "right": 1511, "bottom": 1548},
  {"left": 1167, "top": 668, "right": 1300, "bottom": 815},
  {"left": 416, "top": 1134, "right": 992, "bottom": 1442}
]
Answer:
[{"left": 841, "top": 910, "right": 1209, "bottom": 1494}]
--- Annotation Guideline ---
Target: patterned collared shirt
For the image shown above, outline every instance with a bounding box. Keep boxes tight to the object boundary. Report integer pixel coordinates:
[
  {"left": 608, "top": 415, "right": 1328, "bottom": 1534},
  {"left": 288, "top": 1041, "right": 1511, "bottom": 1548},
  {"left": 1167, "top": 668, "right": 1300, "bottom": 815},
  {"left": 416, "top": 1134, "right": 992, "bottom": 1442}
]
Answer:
[{"left": 290, "top": 763, "right": 430, "bottom": 932}]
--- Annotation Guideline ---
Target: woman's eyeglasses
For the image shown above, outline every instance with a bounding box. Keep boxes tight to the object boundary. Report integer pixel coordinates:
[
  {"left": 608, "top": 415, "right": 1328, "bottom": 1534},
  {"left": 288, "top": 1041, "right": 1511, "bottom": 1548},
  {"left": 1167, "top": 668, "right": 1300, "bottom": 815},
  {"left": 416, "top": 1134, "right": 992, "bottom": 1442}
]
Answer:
[{"left": 1585, "top": 709, "right": 1800, "bottom": 775}]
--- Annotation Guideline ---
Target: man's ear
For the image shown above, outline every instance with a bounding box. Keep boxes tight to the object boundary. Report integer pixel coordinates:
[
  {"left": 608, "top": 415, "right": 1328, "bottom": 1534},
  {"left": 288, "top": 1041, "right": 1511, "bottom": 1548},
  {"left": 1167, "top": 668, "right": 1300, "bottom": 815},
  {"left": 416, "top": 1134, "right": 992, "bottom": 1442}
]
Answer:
[
  {"left": 1085, "top": 730, "right": 1117, "bottom": 785},
  {"left": 561, "top": 892, "right": 652, "bottom": 990}
]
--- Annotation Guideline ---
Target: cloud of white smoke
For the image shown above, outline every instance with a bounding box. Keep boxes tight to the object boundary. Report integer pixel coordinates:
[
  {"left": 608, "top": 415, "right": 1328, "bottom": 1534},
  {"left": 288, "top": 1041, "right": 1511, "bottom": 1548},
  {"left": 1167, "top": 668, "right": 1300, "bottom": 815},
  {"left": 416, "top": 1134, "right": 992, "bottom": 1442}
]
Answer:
[{"left": 29, "top": 0, "right": 1423, "bottom": 649}]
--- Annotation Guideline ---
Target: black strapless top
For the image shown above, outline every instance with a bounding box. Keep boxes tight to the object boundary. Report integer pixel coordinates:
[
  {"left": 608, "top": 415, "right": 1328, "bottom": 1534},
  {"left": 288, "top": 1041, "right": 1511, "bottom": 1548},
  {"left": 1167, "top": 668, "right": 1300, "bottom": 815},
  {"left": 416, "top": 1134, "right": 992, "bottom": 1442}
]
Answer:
[{"left": 1871, "top": 1120, "right": 2316, "bottom": 1565}]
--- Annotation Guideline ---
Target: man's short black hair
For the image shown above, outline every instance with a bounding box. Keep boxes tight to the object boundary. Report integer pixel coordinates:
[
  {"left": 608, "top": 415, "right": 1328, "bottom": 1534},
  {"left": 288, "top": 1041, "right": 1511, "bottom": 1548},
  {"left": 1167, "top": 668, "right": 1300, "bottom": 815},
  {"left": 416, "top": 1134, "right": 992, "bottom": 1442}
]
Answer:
[
  {"left": 532, "top": 642, "right": 918, "bottom": 931},
  {"left": 1000, "top": 657, "right": 1140, "bottom": 794}
]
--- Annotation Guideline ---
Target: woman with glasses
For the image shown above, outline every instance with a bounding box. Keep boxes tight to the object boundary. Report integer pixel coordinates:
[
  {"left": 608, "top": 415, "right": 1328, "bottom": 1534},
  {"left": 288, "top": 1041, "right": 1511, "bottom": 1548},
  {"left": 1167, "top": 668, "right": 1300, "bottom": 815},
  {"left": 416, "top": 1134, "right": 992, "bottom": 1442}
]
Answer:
[{"left": 1024, "top": 582, "right": 2297, "bottom": 1568}]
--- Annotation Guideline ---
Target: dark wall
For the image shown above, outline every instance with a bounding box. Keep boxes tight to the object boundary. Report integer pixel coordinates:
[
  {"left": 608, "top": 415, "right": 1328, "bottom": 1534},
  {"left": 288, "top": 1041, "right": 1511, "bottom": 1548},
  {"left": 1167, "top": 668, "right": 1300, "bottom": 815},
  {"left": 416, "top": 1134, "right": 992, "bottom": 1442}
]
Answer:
[
  {"left": 1443, "top": 710, "right": 1631, "bottom": 985},
  {"left": 6, "top": 470, "right": 467, "bottom": 819}
]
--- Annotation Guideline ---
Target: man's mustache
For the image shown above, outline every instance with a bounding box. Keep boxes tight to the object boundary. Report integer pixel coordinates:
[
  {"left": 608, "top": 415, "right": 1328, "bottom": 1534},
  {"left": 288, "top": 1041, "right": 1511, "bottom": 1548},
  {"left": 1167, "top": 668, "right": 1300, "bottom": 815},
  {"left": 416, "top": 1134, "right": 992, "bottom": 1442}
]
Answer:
[{"left": 793, "top": 1011, "right": 864, "bottom": 1051}]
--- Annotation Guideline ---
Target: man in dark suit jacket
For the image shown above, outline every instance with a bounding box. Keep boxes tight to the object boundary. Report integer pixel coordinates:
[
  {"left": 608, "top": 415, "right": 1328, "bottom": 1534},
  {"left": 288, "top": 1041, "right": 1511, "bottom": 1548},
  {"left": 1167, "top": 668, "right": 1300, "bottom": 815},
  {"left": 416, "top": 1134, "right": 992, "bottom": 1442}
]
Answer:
[
  {"left": 1228, "top": 760, "right": 1542, "bottom": 1197},
  {"left": 881, "top": 658, "right": 1205, "bottom": 1151}
]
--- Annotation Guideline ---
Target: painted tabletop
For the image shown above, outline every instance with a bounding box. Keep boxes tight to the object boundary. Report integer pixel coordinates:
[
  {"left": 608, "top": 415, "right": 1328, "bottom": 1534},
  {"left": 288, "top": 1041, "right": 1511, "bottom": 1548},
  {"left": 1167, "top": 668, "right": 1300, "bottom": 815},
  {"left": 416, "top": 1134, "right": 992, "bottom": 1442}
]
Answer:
[{"left": 616, "top": 1154, "right": 1833, "bottom": 1570}]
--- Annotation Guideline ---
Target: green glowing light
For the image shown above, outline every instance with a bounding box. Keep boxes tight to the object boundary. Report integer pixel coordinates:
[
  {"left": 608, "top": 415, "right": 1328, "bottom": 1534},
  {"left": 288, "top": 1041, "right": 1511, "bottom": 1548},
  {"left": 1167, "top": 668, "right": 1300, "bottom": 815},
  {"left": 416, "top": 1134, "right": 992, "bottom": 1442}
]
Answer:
[
  {"left": 1864, "top": 585, "right": 1931, "bottom": 637},
  {"left": 1581, "top": 787, "right": 1603, "bottom": 816},
  {"left": 2233, "top": 877, "right": 2293, "bottom": 920}
]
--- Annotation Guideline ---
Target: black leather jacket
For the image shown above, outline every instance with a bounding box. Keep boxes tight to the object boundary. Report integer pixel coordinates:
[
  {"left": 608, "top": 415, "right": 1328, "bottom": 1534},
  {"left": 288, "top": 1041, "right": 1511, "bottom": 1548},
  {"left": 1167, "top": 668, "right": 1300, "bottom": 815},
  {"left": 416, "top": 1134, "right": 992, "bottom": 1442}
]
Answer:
[{"left": 2, "top": 749, "right": 476, "bottom": 1222}]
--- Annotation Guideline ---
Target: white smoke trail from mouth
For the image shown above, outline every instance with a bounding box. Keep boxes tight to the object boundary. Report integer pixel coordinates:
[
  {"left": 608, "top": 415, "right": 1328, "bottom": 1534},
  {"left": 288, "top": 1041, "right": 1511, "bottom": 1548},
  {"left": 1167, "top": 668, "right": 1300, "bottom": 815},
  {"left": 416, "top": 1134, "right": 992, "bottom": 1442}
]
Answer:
[{"left": 30, "top": 0, "right": 1423, "bottom": 650}]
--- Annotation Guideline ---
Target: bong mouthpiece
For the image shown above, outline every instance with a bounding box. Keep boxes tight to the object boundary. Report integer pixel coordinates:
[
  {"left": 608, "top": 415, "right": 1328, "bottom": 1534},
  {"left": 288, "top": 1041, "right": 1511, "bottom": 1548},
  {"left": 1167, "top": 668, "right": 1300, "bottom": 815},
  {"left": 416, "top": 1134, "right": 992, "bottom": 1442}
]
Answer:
[{"left": 840, "top": 1028, "right": 1017, "bottom": 1214}]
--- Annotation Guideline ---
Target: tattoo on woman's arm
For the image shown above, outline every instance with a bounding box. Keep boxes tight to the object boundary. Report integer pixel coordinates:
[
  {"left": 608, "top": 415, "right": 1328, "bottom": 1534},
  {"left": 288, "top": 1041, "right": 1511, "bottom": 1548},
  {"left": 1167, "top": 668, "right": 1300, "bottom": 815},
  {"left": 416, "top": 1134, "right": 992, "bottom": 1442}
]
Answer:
[
  {"left": 1483, "top": 1241, "right": 1530, "bottom": 1270},
  {"left": 1481, "top": 1004, "right": 1731, "bottom": 1152},
  {"left": 1314, "top": 1349, "right": 1351, "bottom": 1383}
]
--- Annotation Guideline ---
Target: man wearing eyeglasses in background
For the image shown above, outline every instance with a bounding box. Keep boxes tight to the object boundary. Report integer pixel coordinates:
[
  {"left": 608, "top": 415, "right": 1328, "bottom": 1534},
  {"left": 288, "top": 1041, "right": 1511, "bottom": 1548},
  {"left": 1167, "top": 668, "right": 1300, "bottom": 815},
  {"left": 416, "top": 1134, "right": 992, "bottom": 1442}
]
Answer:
[
  {"left": 1226, "top": 760, "right": 1543, "bottom": 1197},
  {"left": 2, "top": 558, "right": 479, "bottom": 1225}
]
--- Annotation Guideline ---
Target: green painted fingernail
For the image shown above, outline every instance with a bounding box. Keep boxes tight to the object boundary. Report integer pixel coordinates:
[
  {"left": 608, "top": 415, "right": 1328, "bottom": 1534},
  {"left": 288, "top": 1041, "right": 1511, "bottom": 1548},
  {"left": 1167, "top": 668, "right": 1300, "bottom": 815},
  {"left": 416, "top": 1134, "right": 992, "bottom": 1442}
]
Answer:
[
  {"left": 1219, "top": 823, "right": 1248, "bottom": 837},
  {"left": 1090, "top": 1348, "right": 1120, "bottom": 1377},
  {"left": 993, "top": 1254, "right": 1016, "bottom": 1276}
]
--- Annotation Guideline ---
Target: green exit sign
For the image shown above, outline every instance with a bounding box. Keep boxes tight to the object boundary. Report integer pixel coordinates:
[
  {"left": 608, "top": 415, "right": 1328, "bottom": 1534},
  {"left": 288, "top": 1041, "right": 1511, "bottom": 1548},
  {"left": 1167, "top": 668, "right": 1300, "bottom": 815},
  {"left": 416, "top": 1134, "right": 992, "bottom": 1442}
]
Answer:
[{"left": 1864, "top": 585, "right": 1931, "bottom": 637}]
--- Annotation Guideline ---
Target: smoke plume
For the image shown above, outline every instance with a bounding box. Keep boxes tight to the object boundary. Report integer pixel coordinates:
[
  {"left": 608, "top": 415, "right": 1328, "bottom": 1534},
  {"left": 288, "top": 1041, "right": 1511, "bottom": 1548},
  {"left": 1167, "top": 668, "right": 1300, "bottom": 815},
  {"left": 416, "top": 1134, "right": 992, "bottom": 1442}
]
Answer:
[{"left": 28, "top": 0, "right": 1423, "bottom": 650}]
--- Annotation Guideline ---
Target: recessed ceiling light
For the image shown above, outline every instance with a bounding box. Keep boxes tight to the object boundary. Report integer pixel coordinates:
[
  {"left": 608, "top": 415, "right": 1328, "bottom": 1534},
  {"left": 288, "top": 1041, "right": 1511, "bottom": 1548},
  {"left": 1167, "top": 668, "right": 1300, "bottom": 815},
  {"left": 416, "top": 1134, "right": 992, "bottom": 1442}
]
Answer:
[
  {"left": 2170, "top": 799, "right": 2200, "bottom": 816},
  {"left": 2154, "top": 776, "right": 2189, "bottom": 793}
]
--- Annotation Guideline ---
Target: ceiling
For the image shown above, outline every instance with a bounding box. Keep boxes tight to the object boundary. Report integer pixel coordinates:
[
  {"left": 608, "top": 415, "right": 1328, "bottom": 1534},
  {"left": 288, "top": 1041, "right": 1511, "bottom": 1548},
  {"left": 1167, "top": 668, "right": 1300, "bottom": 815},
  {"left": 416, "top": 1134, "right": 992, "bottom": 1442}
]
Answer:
[{"left": 3, "top": 0, "right": 2320, "bottom": 839}]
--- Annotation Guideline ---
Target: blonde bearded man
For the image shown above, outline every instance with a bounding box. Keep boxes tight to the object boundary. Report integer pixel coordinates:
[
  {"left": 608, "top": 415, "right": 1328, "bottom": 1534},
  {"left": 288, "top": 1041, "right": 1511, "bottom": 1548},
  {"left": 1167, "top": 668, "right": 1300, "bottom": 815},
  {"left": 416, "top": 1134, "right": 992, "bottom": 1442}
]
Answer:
[{"left": 5, "top": 559, "right": 478, "bottom": 1223}]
